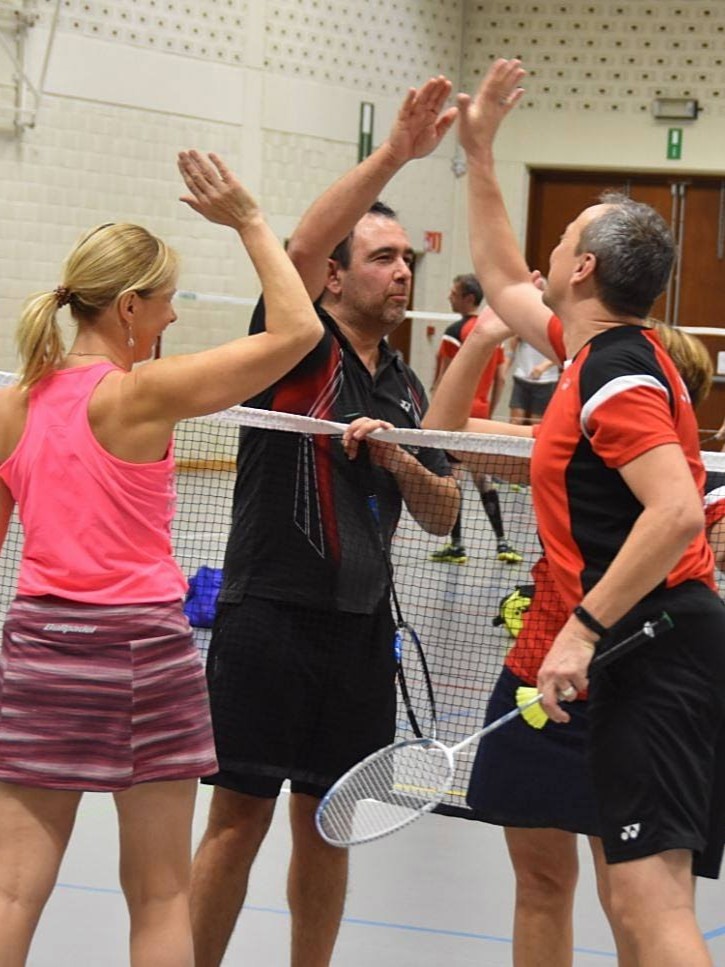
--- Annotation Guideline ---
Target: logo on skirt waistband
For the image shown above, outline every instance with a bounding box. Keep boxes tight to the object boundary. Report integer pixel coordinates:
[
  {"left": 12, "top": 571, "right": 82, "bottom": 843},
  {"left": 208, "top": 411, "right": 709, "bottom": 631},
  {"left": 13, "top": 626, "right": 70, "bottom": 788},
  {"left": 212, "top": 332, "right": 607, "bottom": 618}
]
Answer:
[{"left": 43, "top": 624, "right": 98, "bottom": 634}]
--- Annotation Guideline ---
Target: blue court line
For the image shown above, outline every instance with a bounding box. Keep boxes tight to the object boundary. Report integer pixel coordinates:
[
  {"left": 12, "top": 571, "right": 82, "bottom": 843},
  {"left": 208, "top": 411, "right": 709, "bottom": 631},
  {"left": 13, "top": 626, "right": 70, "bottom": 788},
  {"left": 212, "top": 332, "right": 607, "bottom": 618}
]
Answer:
[
  {"left": 55, "top": 882, "right": 722, "bottom": 955},
  {"left": 56, "top": 882, "right": 123, "bottom": 896},
  {"left": 54, "top": 883, "right": 615, "bottom": 957}
]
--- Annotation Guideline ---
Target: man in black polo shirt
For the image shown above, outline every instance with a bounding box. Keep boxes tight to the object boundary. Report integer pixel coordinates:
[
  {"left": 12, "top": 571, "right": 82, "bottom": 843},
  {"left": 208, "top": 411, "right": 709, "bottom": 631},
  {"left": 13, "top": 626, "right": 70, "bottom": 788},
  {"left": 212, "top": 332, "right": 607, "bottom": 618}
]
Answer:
[{"left": 191, "top": 76, "right": 461, "bottom": 967}]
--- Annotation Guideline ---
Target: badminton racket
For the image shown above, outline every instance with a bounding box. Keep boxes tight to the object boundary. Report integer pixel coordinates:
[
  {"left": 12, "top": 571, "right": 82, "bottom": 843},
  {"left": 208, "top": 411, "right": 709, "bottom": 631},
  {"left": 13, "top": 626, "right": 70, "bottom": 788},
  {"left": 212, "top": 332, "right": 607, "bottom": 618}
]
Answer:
[
  {"left": 316, "top": 612, "right": 672, "bottom": 847},
  {"left": 356, "top": 443, "right": 438, "bottom": 741},
  {"left": 366, "top": 489, "right": 437, "bottom": 740}
]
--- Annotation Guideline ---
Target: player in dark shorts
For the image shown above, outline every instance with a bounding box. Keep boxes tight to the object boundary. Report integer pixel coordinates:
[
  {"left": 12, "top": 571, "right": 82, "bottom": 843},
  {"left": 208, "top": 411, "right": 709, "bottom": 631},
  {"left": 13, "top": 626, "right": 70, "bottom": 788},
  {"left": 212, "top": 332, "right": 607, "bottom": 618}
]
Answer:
[
  {"left": 190, "top": 77, "right": 460, "bottom": 967},
  {"left": 455, "top": 56, "right": 725, "bottom": 965},
  {"left": 426, "top": 317, "right": 719, "bottom": 966}
]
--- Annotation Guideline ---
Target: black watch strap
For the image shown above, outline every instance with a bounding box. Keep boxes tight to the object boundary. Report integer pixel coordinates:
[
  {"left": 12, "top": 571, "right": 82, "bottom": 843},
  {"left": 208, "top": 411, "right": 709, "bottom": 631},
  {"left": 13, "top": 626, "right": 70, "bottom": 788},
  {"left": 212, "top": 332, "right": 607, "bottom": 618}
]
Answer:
[{"left": 573, "top": 605, "right": 609, "bottom": 638}]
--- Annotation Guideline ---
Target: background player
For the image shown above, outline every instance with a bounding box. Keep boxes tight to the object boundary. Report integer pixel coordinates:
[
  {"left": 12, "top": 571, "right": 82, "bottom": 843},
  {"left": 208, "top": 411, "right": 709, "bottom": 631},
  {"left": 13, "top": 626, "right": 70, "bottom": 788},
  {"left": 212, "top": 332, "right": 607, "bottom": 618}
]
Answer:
[{"left": 430, "top": 273, "right": 521, "bottom": 565}]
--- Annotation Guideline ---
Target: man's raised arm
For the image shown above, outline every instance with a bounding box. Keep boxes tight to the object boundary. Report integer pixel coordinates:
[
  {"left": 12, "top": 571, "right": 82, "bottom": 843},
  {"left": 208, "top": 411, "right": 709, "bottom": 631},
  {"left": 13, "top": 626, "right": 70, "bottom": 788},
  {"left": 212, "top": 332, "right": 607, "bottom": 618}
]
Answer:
[
  {"left": 458, "top": 59, "right": 555, "bottom": 360},
  {"left": 286, "top": 77, "right": 458, "bottom": 298}
]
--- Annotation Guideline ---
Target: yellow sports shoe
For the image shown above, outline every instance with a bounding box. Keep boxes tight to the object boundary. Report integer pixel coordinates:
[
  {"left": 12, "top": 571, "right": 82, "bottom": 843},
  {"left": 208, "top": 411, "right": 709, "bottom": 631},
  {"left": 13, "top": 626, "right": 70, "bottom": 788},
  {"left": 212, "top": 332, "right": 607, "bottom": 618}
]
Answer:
[
  {"left": 496, "top": 540, "right": 523, "bottom": 564},
  {"left": 429, "top": 543, "right": 468, "bottom": 564}
]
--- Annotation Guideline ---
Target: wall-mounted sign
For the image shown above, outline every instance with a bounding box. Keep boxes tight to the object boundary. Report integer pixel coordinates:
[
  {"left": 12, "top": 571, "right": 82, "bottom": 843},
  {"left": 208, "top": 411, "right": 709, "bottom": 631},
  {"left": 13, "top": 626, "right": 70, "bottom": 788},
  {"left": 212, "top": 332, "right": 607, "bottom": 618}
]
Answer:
[
  {"left": 667, "top": 127, "right": 682, "bottom": 161},
  {"left": 358, "top": 102, "right": 374, "bottom": 162},
  {"left": 424, "top": 231, "right": 443, "bottom": 253}
]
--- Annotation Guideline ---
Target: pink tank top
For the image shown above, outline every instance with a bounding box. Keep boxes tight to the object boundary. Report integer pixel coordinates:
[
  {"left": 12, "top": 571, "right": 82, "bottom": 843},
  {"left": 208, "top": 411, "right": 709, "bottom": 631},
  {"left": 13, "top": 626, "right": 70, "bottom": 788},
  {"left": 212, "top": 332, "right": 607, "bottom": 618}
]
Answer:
[{"left": 0, "top": 363, "right": 187, "bottom": 604}]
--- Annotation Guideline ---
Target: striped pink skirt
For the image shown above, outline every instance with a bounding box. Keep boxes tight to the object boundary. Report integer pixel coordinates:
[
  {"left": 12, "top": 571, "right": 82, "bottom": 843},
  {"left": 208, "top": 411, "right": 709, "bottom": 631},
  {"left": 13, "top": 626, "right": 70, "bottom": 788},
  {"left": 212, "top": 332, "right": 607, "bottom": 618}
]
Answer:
[{"left": 0, "top": 596, "right": 218, "bottom": 791}]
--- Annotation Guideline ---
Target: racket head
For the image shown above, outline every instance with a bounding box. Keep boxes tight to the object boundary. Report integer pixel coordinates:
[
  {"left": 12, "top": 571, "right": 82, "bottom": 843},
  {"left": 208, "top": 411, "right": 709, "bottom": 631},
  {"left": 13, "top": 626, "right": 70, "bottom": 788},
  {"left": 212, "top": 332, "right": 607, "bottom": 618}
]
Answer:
[
  {"left": 315, "top": 737, "right": 454, "bottom": 847},
  {"left": 395, "top": 622, "right": 438, "bottom": 740}
]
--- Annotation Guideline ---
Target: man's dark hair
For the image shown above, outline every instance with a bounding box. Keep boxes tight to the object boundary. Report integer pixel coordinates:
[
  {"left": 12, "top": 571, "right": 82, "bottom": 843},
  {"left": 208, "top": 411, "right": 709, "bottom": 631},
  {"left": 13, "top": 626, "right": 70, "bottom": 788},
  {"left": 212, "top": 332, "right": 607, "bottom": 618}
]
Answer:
[
  {"left": 329, "top": 201, "right": 398, "bottom": 268},
  {"left": 453, "top": 273, "right": 483, "bottom": 306},
  {"left": 577, "top": 192, "right": 675, "bottom": 319}
]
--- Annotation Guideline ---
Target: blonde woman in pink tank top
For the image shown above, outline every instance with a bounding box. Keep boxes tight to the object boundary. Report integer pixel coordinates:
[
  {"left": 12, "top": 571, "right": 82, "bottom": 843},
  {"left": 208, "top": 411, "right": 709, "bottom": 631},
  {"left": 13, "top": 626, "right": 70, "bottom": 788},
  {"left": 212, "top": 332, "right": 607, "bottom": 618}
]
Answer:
[{"left": 0, "top": 152, "right": 322, "bottom": 967}]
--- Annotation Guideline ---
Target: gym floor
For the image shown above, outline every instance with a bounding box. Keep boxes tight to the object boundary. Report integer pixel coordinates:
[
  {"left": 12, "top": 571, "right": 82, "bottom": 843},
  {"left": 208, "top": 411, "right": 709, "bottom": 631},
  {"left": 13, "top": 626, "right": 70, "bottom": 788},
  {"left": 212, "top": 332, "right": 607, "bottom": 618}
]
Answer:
[
  {"left": 29, "top": 783, "right": 725, "bottom": 965},
  {"left": 4, "top": 448, "right": 724, "bottom": 965}
]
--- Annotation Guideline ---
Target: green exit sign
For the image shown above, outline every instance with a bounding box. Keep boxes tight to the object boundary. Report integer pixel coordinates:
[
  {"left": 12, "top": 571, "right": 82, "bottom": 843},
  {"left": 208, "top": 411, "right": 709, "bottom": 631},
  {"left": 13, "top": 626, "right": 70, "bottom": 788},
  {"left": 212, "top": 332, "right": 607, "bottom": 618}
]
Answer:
[{"left": 667, "top": 127, "right": 683, "bottom": 160}]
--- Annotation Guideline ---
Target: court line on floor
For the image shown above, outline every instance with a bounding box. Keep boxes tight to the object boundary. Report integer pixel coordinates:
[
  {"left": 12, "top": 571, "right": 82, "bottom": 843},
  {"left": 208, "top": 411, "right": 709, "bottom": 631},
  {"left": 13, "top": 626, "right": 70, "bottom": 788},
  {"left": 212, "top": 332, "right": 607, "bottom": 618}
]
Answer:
[
  {"left": 54, "top": 882, "right": 617, "bottom": 957},
  {"left": 55, "top": 881, "right": 723, "bottom": 953}
]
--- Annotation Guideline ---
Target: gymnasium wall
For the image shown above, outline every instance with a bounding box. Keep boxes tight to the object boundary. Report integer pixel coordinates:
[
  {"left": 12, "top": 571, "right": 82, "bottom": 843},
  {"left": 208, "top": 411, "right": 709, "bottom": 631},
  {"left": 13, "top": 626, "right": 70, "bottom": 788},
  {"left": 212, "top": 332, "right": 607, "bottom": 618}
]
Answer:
[
  {"left": 455, "top": 2, "right": 725, "bottom": 304},
  {"left": 1, "top": 0, "right": 724, "bottom": 388}
]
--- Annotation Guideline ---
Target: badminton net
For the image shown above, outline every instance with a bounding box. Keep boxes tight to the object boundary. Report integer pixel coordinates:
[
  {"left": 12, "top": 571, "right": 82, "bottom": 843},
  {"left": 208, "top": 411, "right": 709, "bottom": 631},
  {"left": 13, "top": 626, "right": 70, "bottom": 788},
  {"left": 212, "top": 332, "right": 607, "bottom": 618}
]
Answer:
[{"left": 1, "top": 372, "right": 725, "bottom": 820}]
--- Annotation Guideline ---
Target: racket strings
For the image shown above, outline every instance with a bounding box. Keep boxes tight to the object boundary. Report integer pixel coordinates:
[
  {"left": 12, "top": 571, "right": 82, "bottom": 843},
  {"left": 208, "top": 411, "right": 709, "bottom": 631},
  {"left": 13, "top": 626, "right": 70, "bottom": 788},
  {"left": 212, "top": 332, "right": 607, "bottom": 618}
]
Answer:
[{"left": 318, "top": 741, "right": 454, "bottom": 845}]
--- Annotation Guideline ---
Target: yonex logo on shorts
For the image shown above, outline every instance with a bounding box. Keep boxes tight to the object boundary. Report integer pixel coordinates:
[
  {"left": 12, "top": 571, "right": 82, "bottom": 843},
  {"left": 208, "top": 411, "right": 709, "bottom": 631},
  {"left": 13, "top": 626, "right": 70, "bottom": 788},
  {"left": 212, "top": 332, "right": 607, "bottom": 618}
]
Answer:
[
  {"left": 620, "top": 822, "right": 641, "bottom": 841},
  {"left": 43, "top": 623, "right": 97, "bottom": 634},
  {"left": 399, "top": 399, "right": 412, "bottom": 413}
]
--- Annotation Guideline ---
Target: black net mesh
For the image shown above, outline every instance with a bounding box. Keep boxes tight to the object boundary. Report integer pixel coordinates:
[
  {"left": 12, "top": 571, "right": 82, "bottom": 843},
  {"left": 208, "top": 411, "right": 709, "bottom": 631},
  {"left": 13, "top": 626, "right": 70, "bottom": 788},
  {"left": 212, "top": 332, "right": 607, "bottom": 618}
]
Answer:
[{"left": 2, "top": 378, "right": 725, "bottom": 819}]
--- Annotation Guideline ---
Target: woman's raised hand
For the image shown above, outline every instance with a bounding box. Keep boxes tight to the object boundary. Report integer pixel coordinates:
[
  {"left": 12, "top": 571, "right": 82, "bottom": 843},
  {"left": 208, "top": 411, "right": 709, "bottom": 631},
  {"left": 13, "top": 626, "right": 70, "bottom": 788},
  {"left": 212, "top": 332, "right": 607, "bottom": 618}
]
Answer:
[{"left": 178, "top": 151, "right": 262, "bottom": 233}]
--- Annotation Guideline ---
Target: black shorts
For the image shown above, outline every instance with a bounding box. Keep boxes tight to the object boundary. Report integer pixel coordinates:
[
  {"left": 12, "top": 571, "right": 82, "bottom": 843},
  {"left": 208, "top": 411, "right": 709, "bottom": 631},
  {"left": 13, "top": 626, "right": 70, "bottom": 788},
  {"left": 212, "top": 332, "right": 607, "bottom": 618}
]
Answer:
[
  {"left": 509, "top": 376, "right": 557, "bottom": 416},
  {"left": 202, "top": 595, "right": 397, "bottom": 799},
  {"left": 466, "top": 667, "right": 600, "bottom": 835},
  {"left": 590, "top": 583, "right": 725, "bottom": 878}
]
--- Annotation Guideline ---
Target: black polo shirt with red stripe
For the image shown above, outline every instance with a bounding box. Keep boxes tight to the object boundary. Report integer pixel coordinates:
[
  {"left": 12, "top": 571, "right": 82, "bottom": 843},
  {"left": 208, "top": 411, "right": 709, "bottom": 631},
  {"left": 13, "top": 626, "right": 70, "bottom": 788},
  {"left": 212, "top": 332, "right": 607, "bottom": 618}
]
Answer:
[
  {"left": 531, "top": 315, "right": 715, "bottom": 611},
  {"left": 218, "top": 301, "right": 451, "bottom": 614}
]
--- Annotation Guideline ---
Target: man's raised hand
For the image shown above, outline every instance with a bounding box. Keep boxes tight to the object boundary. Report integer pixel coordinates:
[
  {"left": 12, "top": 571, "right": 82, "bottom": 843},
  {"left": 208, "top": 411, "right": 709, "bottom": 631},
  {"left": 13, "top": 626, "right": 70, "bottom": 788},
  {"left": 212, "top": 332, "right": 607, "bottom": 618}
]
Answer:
[
  {"left": 385, "top": 75, "right": 458, "bottom": 165},
  {"left": 457, "top": 59, "right": 526, "bottom": 158}
]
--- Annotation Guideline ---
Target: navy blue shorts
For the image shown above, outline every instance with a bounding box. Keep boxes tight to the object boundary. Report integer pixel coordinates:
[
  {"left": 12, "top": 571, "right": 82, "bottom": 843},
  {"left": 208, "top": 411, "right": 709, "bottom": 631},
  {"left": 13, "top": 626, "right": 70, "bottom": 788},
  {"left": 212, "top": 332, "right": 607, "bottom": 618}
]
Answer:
[{"left": 466, "top": 666, "right": 600, "bottom": 835}]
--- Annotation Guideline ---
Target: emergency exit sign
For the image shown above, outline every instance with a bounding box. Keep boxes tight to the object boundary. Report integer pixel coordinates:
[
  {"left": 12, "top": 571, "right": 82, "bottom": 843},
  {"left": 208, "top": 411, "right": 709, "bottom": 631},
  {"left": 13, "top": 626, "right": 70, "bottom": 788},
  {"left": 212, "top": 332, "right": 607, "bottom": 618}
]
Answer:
[{"left": 667, "top": 128, "right": 682, "bottom": 160}]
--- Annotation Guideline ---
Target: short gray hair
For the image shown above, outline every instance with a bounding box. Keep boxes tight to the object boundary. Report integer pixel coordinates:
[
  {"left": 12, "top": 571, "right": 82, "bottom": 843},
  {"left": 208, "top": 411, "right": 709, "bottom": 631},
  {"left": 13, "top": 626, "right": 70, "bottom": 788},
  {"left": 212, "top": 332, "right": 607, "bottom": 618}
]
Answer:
[{"left": 576, "top": 192, "right": 674, "bottom": 318}]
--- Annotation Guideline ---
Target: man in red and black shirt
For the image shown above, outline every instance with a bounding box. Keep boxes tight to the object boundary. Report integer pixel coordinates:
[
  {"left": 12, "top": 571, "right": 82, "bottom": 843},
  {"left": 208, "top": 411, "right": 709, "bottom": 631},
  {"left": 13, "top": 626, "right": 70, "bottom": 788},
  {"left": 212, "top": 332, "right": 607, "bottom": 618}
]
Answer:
[
  {"left": 190, "top": 78, "right": 461, "bottom": 967},
  {"left": 430, "top": 273, "right": 521, "bottom": 565},
  {"left": 456, "top": 57, "right": 725, "bottom": 965}
]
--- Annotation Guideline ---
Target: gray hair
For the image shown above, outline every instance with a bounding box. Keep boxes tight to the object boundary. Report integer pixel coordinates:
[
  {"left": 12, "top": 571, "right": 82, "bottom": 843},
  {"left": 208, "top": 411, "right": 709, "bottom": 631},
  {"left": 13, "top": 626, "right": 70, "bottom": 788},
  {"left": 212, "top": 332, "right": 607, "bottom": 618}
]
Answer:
[{"left": 576, "top": 192, "right": 674, "bottom": 319}]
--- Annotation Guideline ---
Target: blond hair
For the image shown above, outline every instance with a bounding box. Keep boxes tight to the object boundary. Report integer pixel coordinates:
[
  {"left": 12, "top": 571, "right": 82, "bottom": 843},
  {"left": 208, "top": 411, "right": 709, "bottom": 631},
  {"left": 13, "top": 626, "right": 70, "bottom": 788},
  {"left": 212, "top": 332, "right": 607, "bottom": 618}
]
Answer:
[
  {"left": 649, "top": 320, "right": 713, "bottom": 409},
  {"left": 16, "top": 223, "right": 179, "bottom": 389}
]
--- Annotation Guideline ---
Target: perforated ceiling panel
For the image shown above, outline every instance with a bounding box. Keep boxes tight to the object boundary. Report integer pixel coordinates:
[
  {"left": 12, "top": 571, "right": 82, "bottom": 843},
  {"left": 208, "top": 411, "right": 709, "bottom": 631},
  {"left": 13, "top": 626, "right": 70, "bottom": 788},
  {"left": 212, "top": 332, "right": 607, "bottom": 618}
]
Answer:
[
  {"left": 38, "top": 0, "right": 249, "bottom": 64},
  {"left": 463, "top": 1, "right": 725, "bottom": 116},
  {"left": 263, "top": 0, "right": 462, "bottom": 95}
]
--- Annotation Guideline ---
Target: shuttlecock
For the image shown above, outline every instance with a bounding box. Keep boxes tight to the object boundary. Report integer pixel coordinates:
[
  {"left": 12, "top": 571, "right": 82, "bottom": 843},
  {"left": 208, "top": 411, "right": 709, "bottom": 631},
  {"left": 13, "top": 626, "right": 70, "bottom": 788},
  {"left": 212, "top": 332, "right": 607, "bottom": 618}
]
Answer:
[{"left": 515, "top": 686, "right": 549, "bottom": 730}]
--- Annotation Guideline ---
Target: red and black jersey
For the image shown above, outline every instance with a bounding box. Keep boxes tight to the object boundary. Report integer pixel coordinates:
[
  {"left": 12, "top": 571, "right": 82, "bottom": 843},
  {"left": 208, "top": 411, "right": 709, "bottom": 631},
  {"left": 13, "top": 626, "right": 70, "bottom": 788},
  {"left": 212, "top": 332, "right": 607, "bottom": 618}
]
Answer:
[
  {"left": 505, "top": 555, "right": 570, "bottom": 685},
  {"left": 531, "top": 316, "right": 715, "bottom": 611},
  {"left": 219, "top": 300, "right": 451, "bottom": 614},
  {"left": 435, "top": 315, "right": 504, "bottom": 418}
]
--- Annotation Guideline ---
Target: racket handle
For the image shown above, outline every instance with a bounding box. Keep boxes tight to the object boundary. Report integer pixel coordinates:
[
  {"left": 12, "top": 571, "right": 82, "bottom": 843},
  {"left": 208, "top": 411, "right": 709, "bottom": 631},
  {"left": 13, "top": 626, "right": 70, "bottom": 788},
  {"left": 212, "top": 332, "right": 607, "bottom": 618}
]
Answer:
[{"left": 592, "top": 611, "right": 673, "bottom": 671}]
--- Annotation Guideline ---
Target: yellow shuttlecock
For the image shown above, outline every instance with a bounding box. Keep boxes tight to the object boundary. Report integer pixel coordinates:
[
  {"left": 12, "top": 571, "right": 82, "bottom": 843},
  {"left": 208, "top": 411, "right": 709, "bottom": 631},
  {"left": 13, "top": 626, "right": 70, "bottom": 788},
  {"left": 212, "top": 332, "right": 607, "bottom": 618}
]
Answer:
[{"left": 515, "top": 686, "right": 550, "bottom": 730}]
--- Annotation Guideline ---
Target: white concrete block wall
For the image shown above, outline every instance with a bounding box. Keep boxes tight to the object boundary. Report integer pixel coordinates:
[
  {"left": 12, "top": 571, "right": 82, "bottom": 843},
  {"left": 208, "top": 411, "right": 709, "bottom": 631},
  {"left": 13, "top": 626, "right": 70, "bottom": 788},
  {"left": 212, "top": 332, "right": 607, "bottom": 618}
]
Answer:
[
  {"left": 0, "top": 0, "right": 465, "bottom": 374},
  {"left": 0, "top": 89, "right": 245, "bottom": 366},
  {"left": 1, "top": 0, "right": 725, "bottom": 381},
  {"left": 457, "top": 0, "right": 725, "bottom": 300}
]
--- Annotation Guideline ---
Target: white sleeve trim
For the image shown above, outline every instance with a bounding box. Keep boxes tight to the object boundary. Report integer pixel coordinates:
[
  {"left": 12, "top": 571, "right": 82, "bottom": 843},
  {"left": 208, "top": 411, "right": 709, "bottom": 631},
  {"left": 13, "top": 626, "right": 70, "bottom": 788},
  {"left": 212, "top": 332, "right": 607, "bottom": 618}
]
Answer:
[
  {"left": 440, "top": 334, "right": 462, "bottom": 351},
  {"left": 580, "top": 374, "right": 672, "bottom": 440},
  {"left": 705, "top": 487, "right": 725, "bottom": 506}
]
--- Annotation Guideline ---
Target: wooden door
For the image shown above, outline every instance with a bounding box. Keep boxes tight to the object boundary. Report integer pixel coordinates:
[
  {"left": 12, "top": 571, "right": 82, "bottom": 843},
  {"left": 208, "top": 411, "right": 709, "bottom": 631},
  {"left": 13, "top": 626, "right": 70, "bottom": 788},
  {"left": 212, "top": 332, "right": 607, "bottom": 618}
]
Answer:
[
  {"left": 526, "top": 170, "right": 725, "bottom": 432},
  {"left": 674, "top": 179, "right": 725, "bottom": 328}
]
